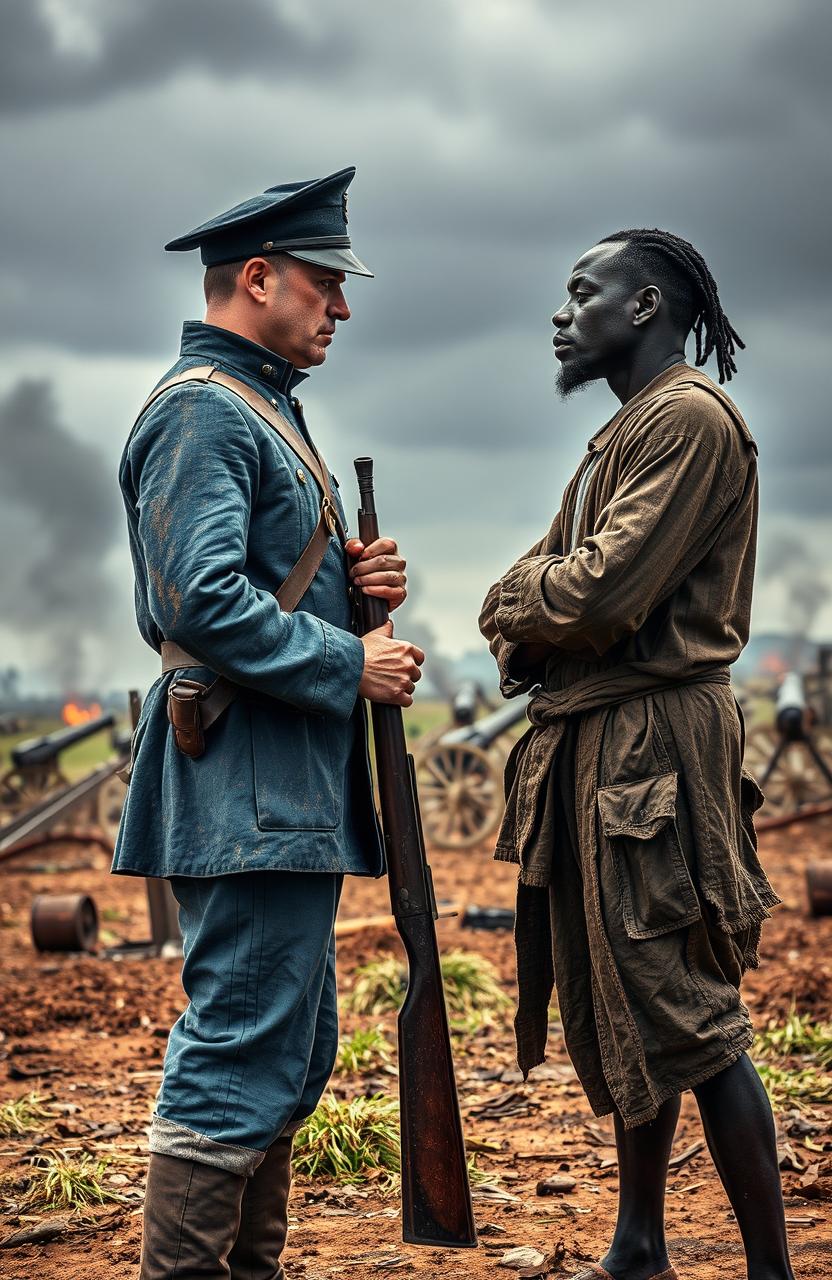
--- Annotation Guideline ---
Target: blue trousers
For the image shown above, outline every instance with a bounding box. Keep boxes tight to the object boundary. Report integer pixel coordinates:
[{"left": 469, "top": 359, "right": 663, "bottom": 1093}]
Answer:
[{"left": 148, "top": 871, "right": 342, "bottom": 1176}]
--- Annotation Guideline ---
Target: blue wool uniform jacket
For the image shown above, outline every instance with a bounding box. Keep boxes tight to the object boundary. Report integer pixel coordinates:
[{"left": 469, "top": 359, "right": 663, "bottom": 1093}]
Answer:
[{"left": 113, "top": 322, "right": 384, "bottom": 879}]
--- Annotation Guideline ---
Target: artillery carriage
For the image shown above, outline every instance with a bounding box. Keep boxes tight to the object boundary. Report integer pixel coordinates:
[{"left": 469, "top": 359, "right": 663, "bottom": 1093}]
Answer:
[
  {"left": 742, "top": 669, "right": 832, "bottom": 816},
  {"left": 417, "top": 655, "right": 832, "bottom": 850},
  {"left": 414, "top": 695, "right": 529, "bottom": 850},
  {"left": 0, "top": 712, "right": 129, "bottom": 860}
]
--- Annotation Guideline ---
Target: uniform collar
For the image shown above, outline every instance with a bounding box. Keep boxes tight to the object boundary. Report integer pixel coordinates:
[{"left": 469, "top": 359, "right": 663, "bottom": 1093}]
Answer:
[
  {"left": 588, "top": 361, "right": 693, "bottom": 453},
  {"left": 179, "top": 321, "right": 308, "bottom": 395}
]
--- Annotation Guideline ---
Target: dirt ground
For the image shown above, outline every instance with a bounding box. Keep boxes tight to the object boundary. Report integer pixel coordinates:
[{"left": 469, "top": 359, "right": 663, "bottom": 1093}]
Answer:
[{"left": 1, "top": 814, "right": 831, "bottom": 1279}]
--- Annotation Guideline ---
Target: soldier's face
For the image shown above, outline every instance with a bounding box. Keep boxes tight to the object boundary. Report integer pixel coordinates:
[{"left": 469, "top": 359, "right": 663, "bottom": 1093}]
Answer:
[
  {"left": 263, "top": 257, "right": 351, "bottom": 368},
  {"left": 551, "top": 243, "right": 640, "bottom": 397}
]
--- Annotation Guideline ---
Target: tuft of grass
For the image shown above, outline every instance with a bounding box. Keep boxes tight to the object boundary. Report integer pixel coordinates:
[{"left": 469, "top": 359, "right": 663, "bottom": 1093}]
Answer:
[
  {"left": 754, "top": 1007, "right": 832, "bottom": 1069},
  {"left": 344, "top": 955, "right": 406, "bottom": 1016},
  {"left": 344, "top": 948, "right": 510, "bottom": 1033},
  {"left": 292, "top": 1092, "right": 497, "bottom": 1195},
  {"left": 0, "top": 1092, "right": 54, "bottom": 1137},
  {"left": 335, "top": 1026, "right": 393, "bottom": 1076},
  {"left": 440, "top": 949, "right": 512, "bottom": 1033},
  {"left": 23, "top": 1149, "right": 125, "bottom": 1210},
  {"left": 753, "top": 1006, "right": 832, "bottom": 1109},
  {"left": 293, "top": 1093, "right": 400, "bottom": 1187},
  {"left": 466, "top": 1154, "right": 500, "bottom": 1188},
  {"left": 101, "top": 907, "right": 129, "bottom": 923},
  {"left": 755, "top": 1062, "right": 832, "bottom": 1109}
]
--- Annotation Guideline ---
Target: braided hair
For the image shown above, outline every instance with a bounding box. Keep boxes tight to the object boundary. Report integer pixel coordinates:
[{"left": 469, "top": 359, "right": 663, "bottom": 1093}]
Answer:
[{"left": 599, "top": 228, "right": 744, "bottom": 384}]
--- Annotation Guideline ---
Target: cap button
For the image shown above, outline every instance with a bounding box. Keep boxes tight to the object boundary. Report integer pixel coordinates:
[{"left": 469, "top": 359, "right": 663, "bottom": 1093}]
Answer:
[
  {"left": 296, "top": 468, "right": 307, "bottom": 485},
  {"left": 261, "top": 363, "right": 273, "bottom": 377},
  {"left": 262, "top": 241, "right": 274, "bottom": 250}
]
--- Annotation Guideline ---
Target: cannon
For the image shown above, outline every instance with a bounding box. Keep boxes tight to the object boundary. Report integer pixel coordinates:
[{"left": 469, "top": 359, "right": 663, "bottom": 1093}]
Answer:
[
  {"left": 449, "top": 680, "right": 494, "bottom": 728},
  {"left": 1, "top": 692, "right": 182, "bottom": 957},
  {"left": 414, "top": 697, "right": 529, "bottom": 850},
  {"left": 2, "top": 714, "right": 116, "bottom": 810},
  {"left": 0, "top": 710, "right": 128, "bottom": 857},
  {"left": 742, "top": 672, "right": 832, "bottom": 816}
]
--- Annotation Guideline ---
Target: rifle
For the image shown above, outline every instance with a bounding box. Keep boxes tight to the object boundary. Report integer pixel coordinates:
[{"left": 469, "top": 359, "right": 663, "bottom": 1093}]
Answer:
[{"left": 354, "top": 457, "right": 477, "bottom": 1250}]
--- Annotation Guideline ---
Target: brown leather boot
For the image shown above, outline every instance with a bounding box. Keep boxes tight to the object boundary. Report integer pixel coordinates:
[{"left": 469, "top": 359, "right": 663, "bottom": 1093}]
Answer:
[
  {"left": 227, "top": 1134, "right": 293, "bottom": 1280},
  {"left": 139, "top": 1152, "right": 247, "bottom": 1279}
]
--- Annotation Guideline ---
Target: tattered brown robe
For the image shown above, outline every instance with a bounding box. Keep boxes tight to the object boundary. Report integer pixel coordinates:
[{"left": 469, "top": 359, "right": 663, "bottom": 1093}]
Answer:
[{"left": 479, "top": 363, "right": 779, "bottom": 1128}]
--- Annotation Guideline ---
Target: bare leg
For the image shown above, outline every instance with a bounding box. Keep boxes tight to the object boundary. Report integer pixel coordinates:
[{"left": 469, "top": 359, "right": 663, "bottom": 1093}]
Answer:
[
  {"left": 600, "top": 1094, "right": 680, "bottom": 1280},
  {"left": 693, "top": 1053, "right": 795, "bottom": 1280}
]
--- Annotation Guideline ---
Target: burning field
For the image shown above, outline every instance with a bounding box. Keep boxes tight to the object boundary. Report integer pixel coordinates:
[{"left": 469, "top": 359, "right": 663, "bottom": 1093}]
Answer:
[{"left": 0, "top": 812, "right": 831, "bottom": 1279}]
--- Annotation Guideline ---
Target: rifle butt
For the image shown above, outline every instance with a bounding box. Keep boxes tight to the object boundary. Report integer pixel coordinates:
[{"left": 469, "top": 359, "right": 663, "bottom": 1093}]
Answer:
[{"left": 397, "top": 914, "right": 477, "bottom": 1248}]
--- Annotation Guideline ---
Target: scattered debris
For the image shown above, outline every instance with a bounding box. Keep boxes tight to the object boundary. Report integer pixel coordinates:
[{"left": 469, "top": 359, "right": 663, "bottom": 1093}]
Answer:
[
  {"left": 535, "top": 1175, "right": 577, "bottom": 1195},
  {"left": 468, "top": 1087, "right": 533, "bottom": 1120},
  {"left": 497, "top": 1245, "right": 546, "bottom": 1271},
  {"left": 668, "top": 1139, "right": 705, "bottom": 1169},
  {"left": 0, "top": 1207, "right": 122, "bottom": 1248},
  {"left": 799, "top": 1162, "right": 832, "bottom": 1200},
  {"left": 778, "top": 1141, "right": 807, "bottom": 1172}
]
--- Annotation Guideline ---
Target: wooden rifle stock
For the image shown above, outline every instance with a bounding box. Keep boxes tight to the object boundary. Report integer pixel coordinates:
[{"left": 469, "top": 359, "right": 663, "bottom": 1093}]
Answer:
[{"left": 353, "top": 457, "right": 477, "bottom": 1250}]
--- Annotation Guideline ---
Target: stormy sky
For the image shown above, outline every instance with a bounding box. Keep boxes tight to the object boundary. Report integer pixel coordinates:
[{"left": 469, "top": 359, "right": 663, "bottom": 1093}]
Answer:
[{"left": 0, "top": 0, "right": 829, "bottom": 694}]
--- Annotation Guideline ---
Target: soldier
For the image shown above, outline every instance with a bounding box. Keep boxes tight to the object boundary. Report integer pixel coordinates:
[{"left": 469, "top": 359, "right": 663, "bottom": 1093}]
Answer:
[
  {"left": 115, "top": 167, "right": 424, "bottom": 1279},
  {"left": 480, "top": 229, "right": 795, "bottom": 1280}
]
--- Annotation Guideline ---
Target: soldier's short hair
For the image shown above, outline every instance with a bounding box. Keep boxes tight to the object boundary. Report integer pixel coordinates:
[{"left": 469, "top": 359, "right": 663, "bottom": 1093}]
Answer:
[{"left": 203, "top": 253, "right": 289, "bottom": 306}]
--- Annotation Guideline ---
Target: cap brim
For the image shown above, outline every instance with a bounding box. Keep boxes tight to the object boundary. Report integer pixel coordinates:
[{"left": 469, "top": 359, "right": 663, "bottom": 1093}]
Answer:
[{"left": 286, "top": 247, "right": 373, "bottom": 277}]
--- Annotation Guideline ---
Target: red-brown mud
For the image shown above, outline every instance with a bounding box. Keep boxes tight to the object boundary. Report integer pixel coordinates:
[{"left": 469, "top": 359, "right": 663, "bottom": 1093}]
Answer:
[{"left": 1, "top": 820, "right": 830, "bottom": 1278}]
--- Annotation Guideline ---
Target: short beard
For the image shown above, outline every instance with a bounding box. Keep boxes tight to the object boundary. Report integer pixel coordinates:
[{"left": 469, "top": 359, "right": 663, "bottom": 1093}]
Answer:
[{"left": 555, "top": 355, "right": 601, "bottom": 399}]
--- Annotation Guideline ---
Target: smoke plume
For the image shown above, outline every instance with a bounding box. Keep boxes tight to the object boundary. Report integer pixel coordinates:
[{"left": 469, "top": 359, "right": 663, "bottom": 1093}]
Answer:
[
  {"left": 0, "top": 378, "right": 120, "bottom": 690},
  {"left": 760, "top": 531, "right": 832, "bottom": 655},
  {"left": 393, "top": 568, "right": 456, "bottom": 702}
]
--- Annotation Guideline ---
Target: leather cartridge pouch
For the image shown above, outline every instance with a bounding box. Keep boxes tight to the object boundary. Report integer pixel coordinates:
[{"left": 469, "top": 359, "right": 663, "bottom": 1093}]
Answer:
[{"left": 167, "top": 678, "right": 209, "bottom": 760}]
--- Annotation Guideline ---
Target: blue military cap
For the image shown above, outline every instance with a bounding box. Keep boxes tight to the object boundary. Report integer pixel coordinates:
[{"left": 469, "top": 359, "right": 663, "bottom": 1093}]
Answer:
[{"left": 165, "top": 166, "right": 373, "bottom": 276}]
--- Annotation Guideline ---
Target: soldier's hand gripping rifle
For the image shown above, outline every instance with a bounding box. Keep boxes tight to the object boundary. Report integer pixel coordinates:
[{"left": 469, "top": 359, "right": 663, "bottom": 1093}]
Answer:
[{"left": 353, "top": 457, "right": 477, "bottom": 1250}]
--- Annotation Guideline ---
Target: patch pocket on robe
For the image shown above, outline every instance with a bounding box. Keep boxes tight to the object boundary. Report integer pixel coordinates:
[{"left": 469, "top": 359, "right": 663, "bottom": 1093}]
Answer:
[{"left": 597, "top": 771, "right": 701, "bottom": 940}]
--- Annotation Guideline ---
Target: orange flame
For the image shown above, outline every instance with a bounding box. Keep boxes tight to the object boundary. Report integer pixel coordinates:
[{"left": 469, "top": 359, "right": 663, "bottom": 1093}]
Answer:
[
  {"left": 759, "top": 652, "right": 789, "bottom": 677},
  {"left": 62, "top": 701, "right": 102, "bottom": 726}
]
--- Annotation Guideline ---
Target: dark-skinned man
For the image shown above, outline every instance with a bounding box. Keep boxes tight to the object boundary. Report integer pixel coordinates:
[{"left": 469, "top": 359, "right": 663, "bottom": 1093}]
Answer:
[
  {"left": 480, "top": 229, "right": 794, "bottom": 1280},
  {"left": 114, "top": 168, "right": 424, "bottom": 1279}
]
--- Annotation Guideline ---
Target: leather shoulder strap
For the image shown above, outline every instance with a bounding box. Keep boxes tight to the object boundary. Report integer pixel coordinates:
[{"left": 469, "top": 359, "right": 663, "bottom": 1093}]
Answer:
[
  {"left": 136, "top": 365, "right": 338, "bottom": 502},
  {"left": 149, "top": 365, "right": 351, "bottom": 724},
  {"left": 137, "top": 362, "right": 346, "bottom": 596}
]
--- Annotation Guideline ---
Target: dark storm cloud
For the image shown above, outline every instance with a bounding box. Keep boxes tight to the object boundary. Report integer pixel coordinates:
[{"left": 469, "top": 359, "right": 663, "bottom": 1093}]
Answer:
[
  {"left": 0, "top": 0, "right": 829, "bottom": 680},
  {"left": 0, "top": 0, "right": 353, "bottom": 113},
  {"left": 0, "top": 0, "right": 829, "bottom": 348},
  {"left": 0, "top": 379, "right": 121, "bottom": 689},
  {"left": 759, "top": 531, "right": 832, "bottom": 639}
]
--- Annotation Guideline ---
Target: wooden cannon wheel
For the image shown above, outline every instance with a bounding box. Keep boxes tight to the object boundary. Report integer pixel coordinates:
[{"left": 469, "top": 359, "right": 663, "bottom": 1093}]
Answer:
[
  {"left": 742, "top": 725, "right": 832, "bottom": 815},
  {"left": 414, "top": 741, "right": 504, "bottom": 850}
]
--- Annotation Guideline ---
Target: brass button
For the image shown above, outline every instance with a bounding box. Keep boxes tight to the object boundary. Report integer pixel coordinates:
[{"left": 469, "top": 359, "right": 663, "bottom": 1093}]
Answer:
[
  {"left": 270, "top": 398, "right": 278, "bottom": 408},
  {"left": 262, "top": 240, "right": 274, "bottom": 250},
  {"left": 261, "top": 363, "right": 273, "bottom": 376},
  {"left": 296, "top": 468, "right": 307, "bottom": 484}
]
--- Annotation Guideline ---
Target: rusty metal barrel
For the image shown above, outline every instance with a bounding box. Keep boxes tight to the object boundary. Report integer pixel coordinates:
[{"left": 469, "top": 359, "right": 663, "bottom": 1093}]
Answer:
[
  {"left": 806, "top": 862, "right": 832, "bottom": 917},
  {"left": 30, "top": 893, "right": 99, "bottom": 952}
]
